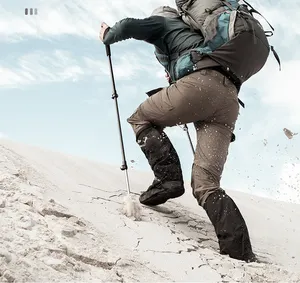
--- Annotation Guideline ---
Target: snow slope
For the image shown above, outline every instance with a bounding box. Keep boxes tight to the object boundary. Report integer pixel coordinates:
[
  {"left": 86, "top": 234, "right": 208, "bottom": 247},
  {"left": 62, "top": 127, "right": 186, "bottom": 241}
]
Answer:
[{"left": 0, "top": 138, "right": 300, "bottom": 282}]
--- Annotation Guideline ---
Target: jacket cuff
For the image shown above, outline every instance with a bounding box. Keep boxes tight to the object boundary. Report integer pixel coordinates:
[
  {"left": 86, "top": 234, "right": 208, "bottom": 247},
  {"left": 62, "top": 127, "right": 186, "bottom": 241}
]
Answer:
[{"left": 103, "top": 27, "right": 111, "bottom": 42}]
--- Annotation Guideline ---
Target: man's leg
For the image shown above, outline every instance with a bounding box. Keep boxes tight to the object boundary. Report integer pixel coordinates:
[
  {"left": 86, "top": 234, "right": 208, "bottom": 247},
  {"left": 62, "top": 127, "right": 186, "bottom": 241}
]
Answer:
[
  {"left": 135, "top": 127, "right": 185, "bottom": 206},
  {"left": 127, "top": 84, "right": 187, "bottom": 206},
  {"left": 127, "top": 70, "right": 223, "bottom": 206},
  {"left": 192, "top": 121, "right": 255, "bottom": 262}
]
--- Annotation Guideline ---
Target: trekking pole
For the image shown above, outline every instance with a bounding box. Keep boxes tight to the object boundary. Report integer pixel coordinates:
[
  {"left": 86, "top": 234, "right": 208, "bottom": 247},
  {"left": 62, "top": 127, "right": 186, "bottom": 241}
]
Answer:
[
  {"left": 183, "top": 124, "right": 195, "bottom": 154},
  {"left": 105, "top": 44, "right": 130, "bottom": 193},
  {"left": 105, "top": 44, "right": 141, "bottom": 220}
]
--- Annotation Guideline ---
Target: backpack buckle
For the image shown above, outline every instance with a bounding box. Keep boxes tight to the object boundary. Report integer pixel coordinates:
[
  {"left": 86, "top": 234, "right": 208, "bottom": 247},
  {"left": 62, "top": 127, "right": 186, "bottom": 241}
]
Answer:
[{"left": 264, "top": 31, "right": 273, "bottom": 37}]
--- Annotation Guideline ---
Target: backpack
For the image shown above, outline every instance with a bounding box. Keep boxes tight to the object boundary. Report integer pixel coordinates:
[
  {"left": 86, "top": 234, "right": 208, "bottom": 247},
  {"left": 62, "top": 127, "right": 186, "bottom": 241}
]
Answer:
[{"left": 173, "top": 0, "right": 280, "bottom": 82}]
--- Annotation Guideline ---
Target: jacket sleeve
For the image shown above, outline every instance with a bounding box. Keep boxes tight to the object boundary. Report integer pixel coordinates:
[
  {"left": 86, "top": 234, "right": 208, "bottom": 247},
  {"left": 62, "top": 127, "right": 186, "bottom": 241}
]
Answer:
[{"left": 103, "top": 16, "right": 165, "bottom": 45}]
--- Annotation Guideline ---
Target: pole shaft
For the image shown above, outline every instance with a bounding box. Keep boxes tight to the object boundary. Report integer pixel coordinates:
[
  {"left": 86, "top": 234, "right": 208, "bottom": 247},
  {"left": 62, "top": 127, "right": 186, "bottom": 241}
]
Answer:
[
  {"left": 183, "top": 124, "right": 195, "bottom": 155},
  {"left": 106, "top": 44, "right": 131, "bottom": 193}
]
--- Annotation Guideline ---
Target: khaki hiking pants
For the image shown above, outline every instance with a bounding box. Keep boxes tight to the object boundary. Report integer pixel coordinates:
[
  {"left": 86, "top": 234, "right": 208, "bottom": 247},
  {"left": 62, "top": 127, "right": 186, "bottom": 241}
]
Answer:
[{"left": 127, "top": 69, "right": 239, "bottom": 206}]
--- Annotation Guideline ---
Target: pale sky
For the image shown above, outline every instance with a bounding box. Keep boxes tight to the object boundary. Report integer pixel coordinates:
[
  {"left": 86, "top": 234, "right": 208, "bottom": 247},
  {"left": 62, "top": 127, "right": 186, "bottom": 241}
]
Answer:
[{"left": 1, "top": 0, "right": 299, "bottom": 203}]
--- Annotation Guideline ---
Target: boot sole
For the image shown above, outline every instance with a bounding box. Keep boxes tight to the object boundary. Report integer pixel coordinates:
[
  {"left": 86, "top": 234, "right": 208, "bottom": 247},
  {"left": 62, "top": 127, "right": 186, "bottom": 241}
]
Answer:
[{"left": 139, "top": 189, "right": 184, "bottom": 206}]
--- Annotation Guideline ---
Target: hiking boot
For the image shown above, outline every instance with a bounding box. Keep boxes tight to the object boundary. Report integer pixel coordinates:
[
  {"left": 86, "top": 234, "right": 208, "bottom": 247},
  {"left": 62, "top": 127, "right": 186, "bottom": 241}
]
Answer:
[
  {"left": 136, "top": 127, "right": 184, "bottom": 206},
  {"left": 245, "top": 253, "right": 258, "bottom": 263},
  {"left": 203, "top": 190, "right": 255, "bottom": 262},
  {"left": 139, "top": 179, "right": 184, "bottom": 206},
  {"left": 220, "top": 249, "right": 257, "bottom": 263}
]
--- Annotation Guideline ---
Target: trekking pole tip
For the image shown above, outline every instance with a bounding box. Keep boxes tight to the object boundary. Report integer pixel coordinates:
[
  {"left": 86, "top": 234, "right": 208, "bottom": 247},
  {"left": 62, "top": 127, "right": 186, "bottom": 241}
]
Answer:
[{"left": 122, "top": 194, "right": 142, "bottom": 221}]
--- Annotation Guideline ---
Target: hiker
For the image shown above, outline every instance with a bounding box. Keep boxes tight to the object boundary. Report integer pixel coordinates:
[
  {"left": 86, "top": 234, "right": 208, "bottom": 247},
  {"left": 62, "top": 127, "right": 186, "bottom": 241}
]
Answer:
[{"left": 99, "top": 3, "right": 272, "bottom": 262}]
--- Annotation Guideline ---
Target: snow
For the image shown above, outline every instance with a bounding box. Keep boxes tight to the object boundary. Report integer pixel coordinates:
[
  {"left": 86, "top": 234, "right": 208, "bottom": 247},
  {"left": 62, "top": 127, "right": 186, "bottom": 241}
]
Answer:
[{"left": 0, "top": 138, "right": 300, "bottom": 282}]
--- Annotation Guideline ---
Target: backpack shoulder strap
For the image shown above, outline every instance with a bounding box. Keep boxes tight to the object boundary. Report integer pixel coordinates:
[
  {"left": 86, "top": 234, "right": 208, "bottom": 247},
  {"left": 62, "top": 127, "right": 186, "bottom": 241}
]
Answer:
[{"left": 241, "top": 0, "right": 274, "bottom": 31}]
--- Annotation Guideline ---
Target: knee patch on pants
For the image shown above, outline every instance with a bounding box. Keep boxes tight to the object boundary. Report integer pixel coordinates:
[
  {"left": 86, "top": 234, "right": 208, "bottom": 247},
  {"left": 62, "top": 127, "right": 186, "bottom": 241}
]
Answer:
[{"left": 127, "top": 106, "right": 152, "bottom": 137}]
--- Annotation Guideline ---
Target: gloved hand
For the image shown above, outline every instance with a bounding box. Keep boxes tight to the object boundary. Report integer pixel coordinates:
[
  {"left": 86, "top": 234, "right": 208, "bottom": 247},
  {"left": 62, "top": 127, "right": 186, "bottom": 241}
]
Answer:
[{"left": 165, "top": 71, "right": 172, "bottom": 84}]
